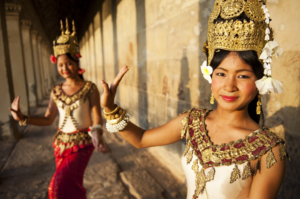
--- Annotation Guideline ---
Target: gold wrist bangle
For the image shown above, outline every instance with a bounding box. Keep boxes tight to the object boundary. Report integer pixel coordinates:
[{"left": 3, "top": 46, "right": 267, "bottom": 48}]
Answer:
[
  {"left": 103, "top": 105, "right": 119, "bottom": 115},
  {"left": 107, "top": 111, "right": 126, "bottom": 125},
  {"left": 104, "top": 108, "right": 124, "bottom": 120}
]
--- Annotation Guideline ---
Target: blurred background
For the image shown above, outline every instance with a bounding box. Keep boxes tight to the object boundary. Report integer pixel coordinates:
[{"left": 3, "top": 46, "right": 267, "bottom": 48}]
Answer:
[{"left": 0, "top": 0, "right": 299, "bottom": 198}]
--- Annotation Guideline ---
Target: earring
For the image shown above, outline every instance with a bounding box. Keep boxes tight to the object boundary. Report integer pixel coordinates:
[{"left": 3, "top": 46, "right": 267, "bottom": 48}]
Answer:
[
  {"left": 210, "top": 93, "right": 214, "bottom": 104},
  {"left": 256, "top": 94, "right": 261, "bottom": 115}
]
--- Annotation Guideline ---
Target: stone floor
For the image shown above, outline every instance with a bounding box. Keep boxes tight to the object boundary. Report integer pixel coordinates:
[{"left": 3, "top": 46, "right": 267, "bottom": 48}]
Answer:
[{"left": 0, "top": 97, "right": 186, "bottom": 199}]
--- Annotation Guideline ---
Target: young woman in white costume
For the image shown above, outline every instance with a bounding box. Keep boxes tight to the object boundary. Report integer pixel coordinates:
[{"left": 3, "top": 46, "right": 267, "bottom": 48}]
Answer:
[
  {"left": 100, "top": 0, "right": 288, "bottom": 198},
  {"left": 9, "top": 19, "right": 108, "bottom": 199}
]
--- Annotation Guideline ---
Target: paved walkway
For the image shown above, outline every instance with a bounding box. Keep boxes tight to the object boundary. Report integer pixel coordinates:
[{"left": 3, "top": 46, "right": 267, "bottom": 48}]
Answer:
[{"left": 0, "top": 97, "right": 186, "bottom": 199}]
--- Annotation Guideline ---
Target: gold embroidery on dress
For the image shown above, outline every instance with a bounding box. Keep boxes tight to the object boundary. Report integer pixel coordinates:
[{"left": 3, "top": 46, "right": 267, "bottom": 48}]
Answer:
[
  {"left": 242, "top": 161, "right": 252, "bottom": 180},
  {"left": 186, "top": 150, "right": 193, "bottom": 164},
  {"left": 230, "top": 164, "right": 241, "bottom": 183},
  {"left": 192, "top": 159, "right": 199, "bottom": 173},
  {"left": 195, "top": 168, "right": 206, "bottom": 196},
  {"left": 279, "top": 143, "right": 287, "bottom": 161},
  {"left": 206, "top": 167, "right": 215, "bottom": 182},
  {"left": 183, "top": 141, "right": 191, "bottom": 157},
  {"left": 266, "top": 149, "right": 277, "bottom": 169},
  {"left": 181, "top": 108, "right": 288, "bottom": 197}
]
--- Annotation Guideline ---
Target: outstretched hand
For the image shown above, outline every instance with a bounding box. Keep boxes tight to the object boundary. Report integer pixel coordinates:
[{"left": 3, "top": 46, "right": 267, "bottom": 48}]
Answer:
[
  {"left": 100, "top": 66, "right": 129, "bottom": 111},
  {"left": 9, "top": 96, "right": 24, "bottom": 121}
]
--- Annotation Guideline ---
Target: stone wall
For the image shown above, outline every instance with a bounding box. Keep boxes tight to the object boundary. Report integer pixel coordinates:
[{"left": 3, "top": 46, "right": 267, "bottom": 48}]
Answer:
[{"left": 79, "top": 0, "right": 300, "bottom": 195}]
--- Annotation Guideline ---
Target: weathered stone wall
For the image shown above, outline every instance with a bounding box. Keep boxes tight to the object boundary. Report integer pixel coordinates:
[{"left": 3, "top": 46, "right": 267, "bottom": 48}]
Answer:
[
  {"left": 79, "top": 0, "right": 300, "bottom": 195},
  {"left": 264, "top": 0, "right": 300, "bottom": 197}
]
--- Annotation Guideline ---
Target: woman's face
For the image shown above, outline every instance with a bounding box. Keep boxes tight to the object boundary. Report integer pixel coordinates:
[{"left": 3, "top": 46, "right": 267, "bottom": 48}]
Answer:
[
  {"left": 211, "top": 52, "right": 258, "bottom": 112},
  {"left": 57, "top": 54, "right": 79, "bottom": 79}
]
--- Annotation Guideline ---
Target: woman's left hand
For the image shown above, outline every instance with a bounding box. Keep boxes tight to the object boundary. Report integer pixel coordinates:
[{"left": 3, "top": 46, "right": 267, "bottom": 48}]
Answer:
[{"left": 91, "top": 130, "right": 109, "bottom": 153}]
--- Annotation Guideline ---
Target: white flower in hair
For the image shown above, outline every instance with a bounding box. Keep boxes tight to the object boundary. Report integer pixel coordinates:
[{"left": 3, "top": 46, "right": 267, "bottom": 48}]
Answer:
[
  {"left": 255, "top": 76, "right": 283, "bottom": 95},
  {"left": 259, "top": 41, "right": 283, "bottom": 60},
  {"left": 201, "top": 61, "right": 213, "bottom": 84}
]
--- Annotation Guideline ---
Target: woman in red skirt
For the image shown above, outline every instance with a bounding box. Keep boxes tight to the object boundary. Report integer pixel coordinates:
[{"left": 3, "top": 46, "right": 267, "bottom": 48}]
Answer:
[{"left": 9, "top": 19, "right": 108, "bottom": 199}]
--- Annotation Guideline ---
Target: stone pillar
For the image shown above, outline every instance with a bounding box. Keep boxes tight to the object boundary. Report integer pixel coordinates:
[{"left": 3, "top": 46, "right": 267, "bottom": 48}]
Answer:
[
  {"left": 21, "top": 20, "right": 37, "bottom": 109},
  {"left": 0, "top": 1, "right": 20, "bottom": 140},
  {"left": 37, "top": 35, "right": 46, "bottom": 95},
  {"left": 89, "top": 22, "right": 96, "bottom": 84},
  {"left": 85, "top": 30, "right": 90, "bottom": 81},
  {"left": 5, "top": 3, "right": 29, "bottom": 115},
  {"left": 31, "top": 30, "right": 43, "bottom": 103},
  {"left": 42, "top": 42, "right": 51, "bottom": 91}
]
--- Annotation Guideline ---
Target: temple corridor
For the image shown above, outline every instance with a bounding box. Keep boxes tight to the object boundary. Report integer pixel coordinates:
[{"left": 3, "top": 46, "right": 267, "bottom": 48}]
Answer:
[{"left": 1, "top": 0, "right": 300, "bottom": 198}]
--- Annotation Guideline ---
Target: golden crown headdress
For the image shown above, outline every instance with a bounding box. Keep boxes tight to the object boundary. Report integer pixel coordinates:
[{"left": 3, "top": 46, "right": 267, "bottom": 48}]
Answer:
[
  {"left": 201, "top": 0, "right": 283, "bottom": 95},
  {"left": 53, "top": 19, "right": 79, "bottom": 61}
]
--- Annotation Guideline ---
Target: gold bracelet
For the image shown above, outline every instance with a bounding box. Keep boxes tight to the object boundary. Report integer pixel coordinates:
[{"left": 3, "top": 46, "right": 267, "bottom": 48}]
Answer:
[
  {"left": 19, "top": 115, "right": 29, "bottom": 126},
  {"left": 107, "top": 111, "right": 126, "bottom": 125},
  {"left": 104, "top": 108, "right": 124, "bottom": 120},
  {"left": 103, "top": 105, "right": 119, "bottom": 115}
]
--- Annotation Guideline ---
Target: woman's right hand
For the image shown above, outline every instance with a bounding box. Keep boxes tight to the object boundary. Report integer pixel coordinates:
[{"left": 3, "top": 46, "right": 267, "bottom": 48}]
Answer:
[
  {"left": 9, "top": 96, "right": 24, "bottom": 121},
  {"left": 100, "top": 66, "right": 129, "bottom": 112}
]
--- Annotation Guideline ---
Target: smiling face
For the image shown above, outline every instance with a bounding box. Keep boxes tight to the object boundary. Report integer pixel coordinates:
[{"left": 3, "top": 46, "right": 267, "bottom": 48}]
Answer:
[
  {"left": 211, "top": 52, "right": 258, "bottom": 112},
  {"left": 57, "top": 54, "right": 79, "bottom": 79}
]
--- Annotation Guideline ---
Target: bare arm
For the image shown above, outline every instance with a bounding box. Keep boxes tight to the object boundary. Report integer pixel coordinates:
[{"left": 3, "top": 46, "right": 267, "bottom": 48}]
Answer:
[
  {"left": 249, "top": 145, "right": 286, "bottom": 199},
  {"left": 118, "top": 113, "right": 187, "bottom": 148},
  {"left": 89, "top": 84, "right": 109, "bottom": 152},
  {"left": 10, "top": 93, "right": 58, "bottom": 126},
  {"left": 101, "top": 66, "right": 186, "bottom": 149}
]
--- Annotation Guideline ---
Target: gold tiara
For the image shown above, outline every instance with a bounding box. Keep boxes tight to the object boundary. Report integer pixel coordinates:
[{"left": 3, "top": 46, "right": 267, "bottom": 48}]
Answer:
[
  {"left": 205, "top": 0, "right": 271, "bottom": 65},
  {"left": 53, "top": 19, "right": 79, "bottom": 60}
]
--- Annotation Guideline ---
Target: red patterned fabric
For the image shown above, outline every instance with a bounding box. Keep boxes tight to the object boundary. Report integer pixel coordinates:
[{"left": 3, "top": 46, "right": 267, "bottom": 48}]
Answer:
[{"left": 48, "top": 144, "right": 94, "bottom": 199}]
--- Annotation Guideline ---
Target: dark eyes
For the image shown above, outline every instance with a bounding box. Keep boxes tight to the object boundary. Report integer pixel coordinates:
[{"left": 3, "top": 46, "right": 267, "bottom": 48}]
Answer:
[{"left": 216, "top": 73, "right": 250, "bottom": 79}]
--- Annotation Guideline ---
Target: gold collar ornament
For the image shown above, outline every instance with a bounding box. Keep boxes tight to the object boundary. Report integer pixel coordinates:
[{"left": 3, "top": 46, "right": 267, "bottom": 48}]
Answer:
[
  {"left": 201, "top": 0, "right": 283, "bottom": 95},
  {"left": 50, "top": 18, "right": 81, "bottom": 63}
]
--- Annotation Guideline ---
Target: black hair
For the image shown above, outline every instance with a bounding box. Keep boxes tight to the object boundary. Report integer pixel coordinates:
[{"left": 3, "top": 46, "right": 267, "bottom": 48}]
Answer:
[
  {"left": 57, "top": 53, "right": 84, "bottom": 80},
  {"left": 210, "top": 50, "right": 264, "bottom": 124}
]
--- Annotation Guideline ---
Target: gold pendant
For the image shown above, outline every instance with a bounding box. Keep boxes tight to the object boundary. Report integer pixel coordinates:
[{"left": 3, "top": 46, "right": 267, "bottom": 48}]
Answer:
[
  {"left": 266, "top": 149, "right": 277, "bottom": 169},
  {"left": 206, "top": 167, "right": 215, "bottom": 182},
  {"left": 242, "top": 162, "right": 252, "bottom": 180},
  {"left": 230, "top": 164, "right": 241, "bottom": 183},
  {"left": 192, "top": 159, "right": 199, "bottom": 174},
  {"left": 195, "top": 168, "right": 206, "bottom": 196},
  {"left": 186, "top": 150, "right": 193, "bottom": 164},
  {"left": 183, "top": 141, "right": 191, "bottom": 157},
  {"left": 279, "top": 143, "right": 287, "bottom": 161}
]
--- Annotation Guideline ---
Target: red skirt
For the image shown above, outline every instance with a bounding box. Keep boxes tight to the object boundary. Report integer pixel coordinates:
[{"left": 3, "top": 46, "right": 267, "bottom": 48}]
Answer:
[{"left": 48, "top": 130, "right": 94, "bottom": 199}]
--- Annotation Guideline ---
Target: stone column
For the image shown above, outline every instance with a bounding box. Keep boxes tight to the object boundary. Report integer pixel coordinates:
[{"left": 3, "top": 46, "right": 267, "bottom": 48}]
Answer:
[
  {"left": 31, "top": 30, "right": 43, "bottom": 104},
  {"left": 5, "top": 3, "right": 29, "bottom": 115},
  {"left": 37, "top": 35, "right": 46, "bottom": 95},
  {"left": 21, "top": 20, "right": 37, "bottom": 109},
  {"left": 0, "top": 1, "right": 20, "bottom": 140},
  {"left": 41, "top": 42, "right": 51, "bottom": 91},
  {"left": 47, "top": 46, "right": 56, "bottom": 85}
]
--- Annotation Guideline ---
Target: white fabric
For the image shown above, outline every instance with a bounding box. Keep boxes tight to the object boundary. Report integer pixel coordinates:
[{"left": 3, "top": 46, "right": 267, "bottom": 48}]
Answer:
[
  {"left": 57, "top": 99, "right": 92, "bottom": 133},
  {"left": 181, "top": 152, "right": 252, "bottom": 199}
]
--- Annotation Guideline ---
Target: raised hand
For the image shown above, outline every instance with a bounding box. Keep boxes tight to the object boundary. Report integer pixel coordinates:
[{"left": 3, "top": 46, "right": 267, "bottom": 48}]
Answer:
[
  {"left": 9, "top": 96, "right": 24, "bottom": 121},
  {"left": 100, "top": 66, "right": 129, "bottom": 111}
]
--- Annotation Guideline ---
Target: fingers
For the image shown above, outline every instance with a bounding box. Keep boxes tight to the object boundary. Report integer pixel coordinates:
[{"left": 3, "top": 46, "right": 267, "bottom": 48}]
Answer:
[
  {"left": 9, "top": 108, "right": 17, "bottom": 113},
  {"left": 111, "top": 66, "right": 129, "bottom": 93},
  {"left": 101, "top": 80, "right": 110, "bottom": 95}
]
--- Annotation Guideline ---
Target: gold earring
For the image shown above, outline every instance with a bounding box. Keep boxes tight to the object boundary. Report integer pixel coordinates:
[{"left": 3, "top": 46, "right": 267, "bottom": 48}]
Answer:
[
  {"left": 210, "top": 93, "right": 214, "bottom": 104},
  {"left": 256, "top": 94, "right": 261, "bottom": 115}
]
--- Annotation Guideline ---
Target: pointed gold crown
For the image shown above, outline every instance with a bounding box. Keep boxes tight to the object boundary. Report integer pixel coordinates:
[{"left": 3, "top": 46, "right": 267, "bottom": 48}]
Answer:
[
  {"left": 205, "top": 0, "right": 271, "bottom": 65},
  {"left": 53, "top": 19, "right": 79, "bottom": 60}
]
